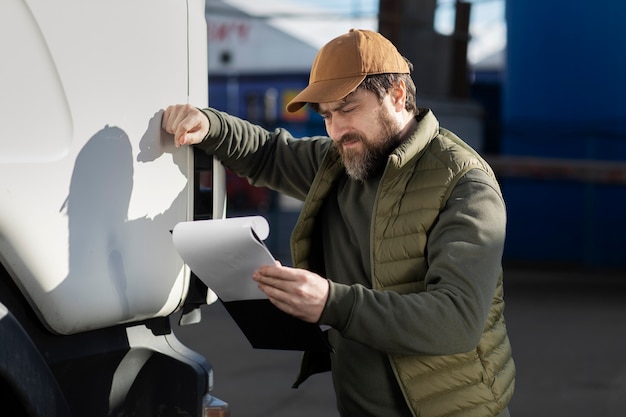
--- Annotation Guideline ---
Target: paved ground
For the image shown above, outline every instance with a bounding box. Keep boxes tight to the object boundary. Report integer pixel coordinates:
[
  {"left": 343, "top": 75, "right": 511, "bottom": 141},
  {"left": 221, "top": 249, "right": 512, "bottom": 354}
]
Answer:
[{"left": 172, "top": 262, "right": 626, "bottom": 417}]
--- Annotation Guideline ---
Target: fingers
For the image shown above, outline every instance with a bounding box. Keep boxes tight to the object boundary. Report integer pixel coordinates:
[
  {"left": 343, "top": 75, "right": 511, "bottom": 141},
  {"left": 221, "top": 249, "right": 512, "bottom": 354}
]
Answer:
[
  {"left": 256, "top": 264, "right": 291, "bottom": 281},
  {"left": 253, "top": 265, "right": 298, "bottom": 292},
  {"left": 253, "top": 269, "right": 295, "bottom": 315},
  {"left": 252, "top": 265, "right": 329, "bottom": 323},
  {"left": 161, "top": 104, "right": 209, "bottom": 147},
  {"left": 253, "top": 266, "right": 286, "bottom": 297}
]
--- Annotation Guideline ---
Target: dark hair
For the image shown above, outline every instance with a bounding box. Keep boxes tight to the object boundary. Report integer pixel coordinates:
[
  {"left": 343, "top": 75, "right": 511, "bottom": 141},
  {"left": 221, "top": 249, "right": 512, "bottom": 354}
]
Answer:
[{"left": 359, "top": 58, "right": 417, "bottom": 114}]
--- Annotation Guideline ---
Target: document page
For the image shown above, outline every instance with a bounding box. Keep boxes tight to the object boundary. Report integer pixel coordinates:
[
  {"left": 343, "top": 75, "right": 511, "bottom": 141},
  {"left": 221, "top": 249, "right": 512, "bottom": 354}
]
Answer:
[{"left": 172, "top": 216, "right": 275, "bottom": 302}]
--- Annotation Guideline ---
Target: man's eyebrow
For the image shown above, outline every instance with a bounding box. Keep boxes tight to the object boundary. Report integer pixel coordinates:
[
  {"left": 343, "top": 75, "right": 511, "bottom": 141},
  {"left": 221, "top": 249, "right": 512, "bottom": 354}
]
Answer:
[{"left": 320, "top": 92, "right": 357, "bottom": 113}]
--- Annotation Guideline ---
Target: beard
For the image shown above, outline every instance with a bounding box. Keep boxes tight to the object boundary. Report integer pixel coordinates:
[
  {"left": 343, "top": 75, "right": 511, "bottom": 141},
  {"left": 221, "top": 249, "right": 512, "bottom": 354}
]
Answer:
[{"left": 334, "top": 107, "right": 403, "bottom": 182}]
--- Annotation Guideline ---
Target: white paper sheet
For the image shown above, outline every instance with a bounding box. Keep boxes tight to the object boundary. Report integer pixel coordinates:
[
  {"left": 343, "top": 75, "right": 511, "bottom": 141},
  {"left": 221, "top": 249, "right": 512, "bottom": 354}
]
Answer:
[{"left": 172, "top": 216, "right": 275, "bottom": 301}]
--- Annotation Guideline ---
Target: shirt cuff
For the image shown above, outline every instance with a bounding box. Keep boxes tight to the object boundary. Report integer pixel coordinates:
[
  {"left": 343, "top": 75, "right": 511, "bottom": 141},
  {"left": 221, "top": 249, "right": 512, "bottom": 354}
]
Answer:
[{"left": 319, "top": 280, "right": 354, "bottom": 331}]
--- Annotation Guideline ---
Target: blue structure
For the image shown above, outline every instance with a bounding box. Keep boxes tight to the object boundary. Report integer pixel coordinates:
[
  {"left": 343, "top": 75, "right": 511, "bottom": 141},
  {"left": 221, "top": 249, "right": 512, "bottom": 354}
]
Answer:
[{"left": 502, "top": 0, "right": 626, "bottom": 267}]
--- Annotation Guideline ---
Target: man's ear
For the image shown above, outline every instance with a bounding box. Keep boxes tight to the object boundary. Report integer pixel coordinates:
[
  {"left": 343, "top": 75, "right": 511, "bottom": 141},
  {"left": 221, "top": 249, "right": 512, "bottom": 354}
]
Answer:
[{"left": 390, "top": 80, "right": 407, "bottom": 111}]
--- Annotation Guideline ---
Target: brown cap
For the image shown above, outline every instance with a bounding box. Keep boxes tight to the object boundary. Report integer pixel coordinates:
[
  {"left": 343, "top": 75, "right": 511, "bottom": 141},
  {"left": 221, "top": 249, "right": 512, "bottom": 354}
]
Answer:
[{"left": 286, "top": 29, "right": 410, "bottom": 113}]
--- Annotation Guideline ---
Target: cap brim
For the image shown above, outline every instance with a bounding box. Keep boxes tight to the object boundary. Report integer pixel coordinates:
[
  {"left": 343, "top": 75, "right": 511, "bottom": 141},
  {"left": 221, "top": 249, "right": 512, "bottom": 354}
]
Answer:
[{"left": 286, "top": 75, "right": 366, "bottom": 113}]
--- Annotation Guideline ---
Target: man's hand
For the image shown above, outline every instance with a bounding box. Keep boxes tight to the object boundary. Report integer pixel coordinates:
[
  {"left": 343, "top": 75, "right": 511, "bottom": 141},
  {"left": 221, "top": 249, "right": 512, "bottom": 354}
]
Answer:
[
  {"left": 162, "top": 104, "right": 209, "bottom": 147},
  {"left": 253, "top": 264, "right": 329, "bottom": 323}
]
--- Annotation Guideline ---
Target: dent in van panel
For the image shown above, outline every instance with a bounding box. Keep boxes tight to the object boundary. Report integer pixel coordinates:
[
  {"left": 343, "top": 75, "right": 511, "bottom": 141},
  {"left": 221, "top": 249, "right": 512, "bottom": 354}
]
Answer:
[{"left": 0, "top": 0, "right": 72, "bottom": 163}]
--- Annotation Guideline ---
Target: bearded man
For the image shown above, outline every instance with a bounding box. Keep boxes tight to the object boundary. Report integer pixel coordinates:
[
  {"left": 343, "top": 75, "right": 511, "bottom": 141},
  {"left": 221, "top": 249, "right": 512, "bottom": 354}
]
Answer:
[{"left": 162, "top": 29, "right": 515, "bottom": 417}]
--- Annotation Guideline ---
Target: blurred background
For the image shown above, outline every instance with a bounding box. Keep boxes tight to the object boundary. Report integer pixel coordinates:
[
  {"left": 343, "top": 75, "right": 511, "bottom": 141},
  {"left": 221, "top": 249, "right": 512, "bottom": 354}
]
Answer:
[
  {"left": 196, "top": 0, "right": 626, "bottom": 269},
  {"left": 176, "top": 1, "right": 626, "bottom": 416}
]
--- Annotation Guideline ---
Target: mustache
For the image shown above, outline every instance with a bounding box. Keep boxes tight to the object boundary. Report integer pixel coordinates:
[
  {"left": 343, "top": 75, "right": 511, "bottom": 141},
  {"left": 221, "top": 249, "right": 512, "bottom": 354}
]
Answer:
[{"left": 336, "top": 133, "right": 363, "bottom": 146}]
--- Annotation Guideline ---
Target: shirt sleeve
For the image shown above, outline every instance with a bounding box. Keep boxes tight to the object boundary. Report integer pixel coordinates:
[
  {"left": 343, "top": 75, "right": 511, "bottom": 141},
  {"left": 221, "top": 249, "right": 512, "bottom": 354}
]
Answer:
[
  {"left": 319, "top": 169, "right": 507, "bottom": 355},
  {"left": 196, "top": 108, "right": 332, "bottom": 201}
]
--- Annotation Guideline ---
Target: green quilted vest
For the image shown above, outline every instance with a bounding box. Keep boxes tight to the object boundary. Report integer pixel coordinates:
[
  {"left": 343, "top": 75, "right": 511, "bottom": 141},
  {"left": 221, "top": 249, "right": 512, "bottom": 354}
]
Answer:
[{"left": 291, "top": 111, "right": 515, "bottom": 417}]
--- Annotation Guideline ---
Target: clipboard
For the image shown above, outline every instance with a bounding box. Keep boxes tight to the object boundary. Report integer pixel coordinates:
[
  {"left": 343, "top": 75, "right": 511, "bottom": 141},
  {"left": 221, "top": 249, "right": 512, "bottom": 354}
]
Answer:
[
  {"left": 172, "top": 158, "right": 331, "bottom": 352},
  {"left": 221, "top": 299, "right": 332, "bottom": 352}
]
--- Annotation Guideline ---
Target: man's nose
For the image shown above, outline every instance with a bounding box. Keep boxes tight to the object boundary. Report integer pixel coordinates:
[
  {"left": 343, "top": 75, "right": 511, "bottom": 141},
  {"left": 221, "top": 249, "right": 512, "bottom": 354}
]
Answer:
[{"left": 326, "top": 116, "right": 348, "bottom": 142}]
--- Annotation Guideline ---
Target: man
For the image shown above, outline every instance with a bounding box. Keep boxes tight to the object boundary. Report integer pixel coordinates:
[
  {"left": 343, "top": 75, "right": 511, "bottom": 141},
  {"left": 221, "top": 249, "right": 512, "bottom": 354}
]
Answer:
[{"left": 163, "top": 29, "right": 515, "bottom": 417}]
